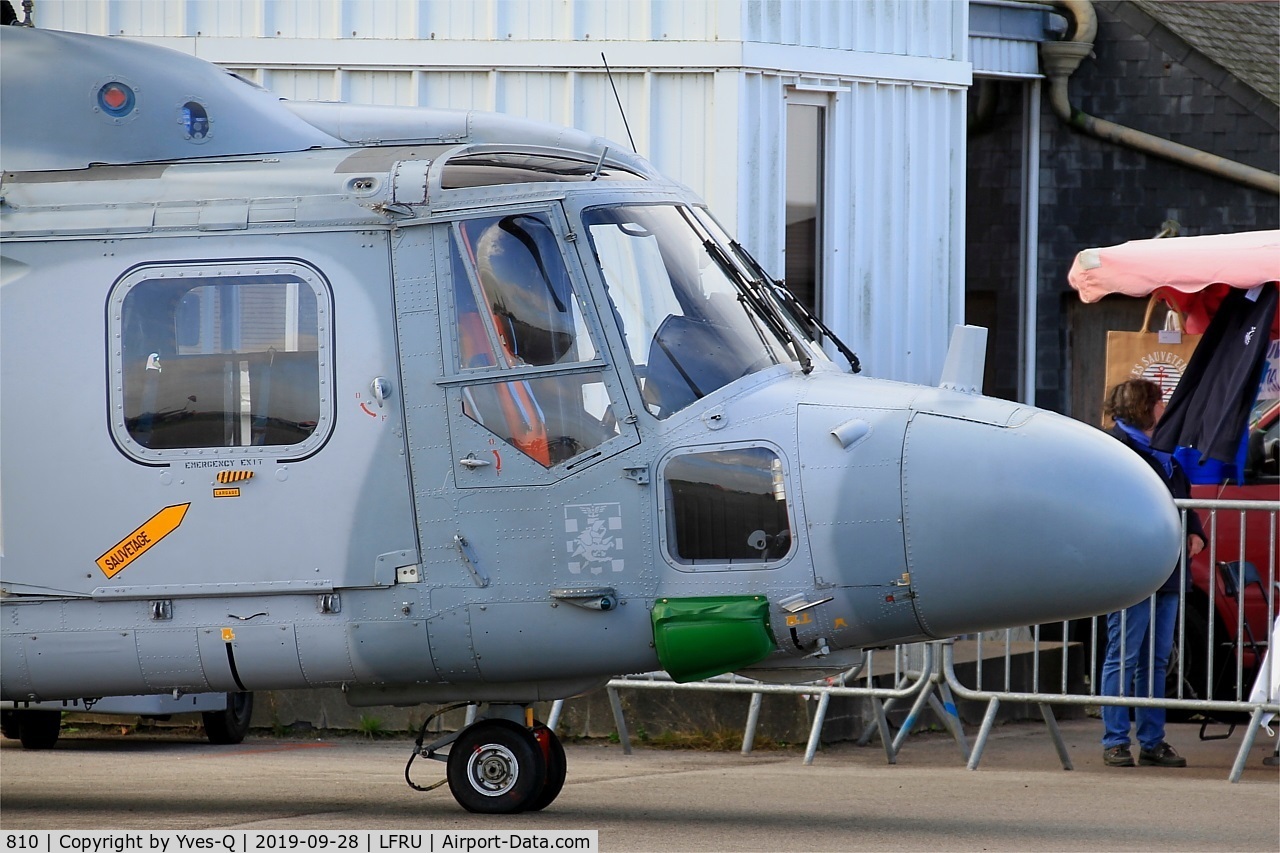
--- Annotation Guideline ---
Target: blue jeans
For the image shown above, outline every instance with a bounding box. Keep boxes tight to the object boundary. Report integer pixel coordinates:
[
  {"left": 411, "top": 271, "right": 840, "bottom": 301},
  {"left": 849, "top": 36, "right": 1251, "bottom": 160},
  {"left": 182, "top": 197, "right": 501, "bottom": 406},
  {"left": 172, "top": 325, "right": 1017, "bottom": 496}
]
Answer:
[{"left": 1101, "top": 592, "right": 1178, "bottom": 750}]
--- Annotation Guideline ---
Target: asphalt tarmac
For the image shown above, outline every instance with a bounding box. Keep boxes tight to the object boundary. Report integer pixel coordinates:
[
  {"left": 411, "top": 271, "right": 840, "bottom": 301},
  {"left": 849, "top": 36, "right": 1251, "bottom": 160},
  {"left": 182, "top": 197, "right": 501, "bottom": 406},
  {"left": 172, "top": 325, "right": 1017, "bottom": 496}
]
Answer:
[{"left": 1, "top": 719, "right": 1276, "bottom": 852}]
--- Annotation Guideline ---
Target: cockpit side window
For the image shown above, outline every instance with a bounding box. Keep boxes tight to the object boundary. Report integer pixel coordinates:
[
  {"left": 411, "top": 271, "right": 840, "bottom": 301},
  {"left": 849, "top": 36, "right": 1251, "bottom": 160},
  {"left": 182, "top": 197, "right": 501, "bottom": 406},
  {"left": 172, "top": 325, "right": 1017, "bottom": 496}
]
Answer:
[
  {"left": 110, "top": 263, "right": 332, "bottom": 461},
  {"left": 458, "top": 214, "right": 597, "bottom": 366},
  {"left": 447, "top": 212, "right": 618, "bottom": 468}
]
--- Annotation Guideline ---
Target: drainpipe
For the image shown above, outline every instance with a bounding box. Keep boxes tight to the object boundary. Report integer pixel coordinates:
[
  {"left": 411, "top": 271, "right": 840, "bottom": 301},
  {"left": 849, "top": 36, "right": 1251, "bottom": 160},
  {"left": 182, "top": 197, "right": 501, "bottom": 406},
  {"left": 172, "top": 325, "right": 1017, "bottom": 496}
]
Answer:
[{"left": 1041, "top": 0, "right": 1280, "bottom": 196}]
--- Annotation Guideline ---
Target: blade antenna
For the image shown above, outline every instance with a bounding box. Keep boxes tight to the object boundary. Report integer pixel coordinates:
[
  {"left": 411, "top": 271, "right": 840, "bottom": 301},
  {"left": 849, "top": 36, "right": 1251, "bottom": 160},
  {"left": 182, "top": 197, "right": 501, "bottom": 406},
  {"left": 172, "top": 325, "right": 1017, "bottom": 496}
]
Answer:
[{"left": 602, "top": 52, "right": 638, "bottom": 154}]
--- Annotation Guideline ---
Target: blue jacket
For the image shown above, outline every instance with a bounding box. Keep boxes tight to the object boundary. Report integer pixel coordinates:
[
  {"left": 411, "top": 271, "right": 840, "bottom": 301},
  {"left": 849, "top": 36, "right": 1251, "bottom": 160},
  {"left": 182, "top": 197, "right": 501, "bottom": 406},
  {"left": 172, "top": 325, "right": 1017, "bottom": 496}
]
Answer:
[{"left": 1106, "top": 423, "right": 1205, "bottom": 593}]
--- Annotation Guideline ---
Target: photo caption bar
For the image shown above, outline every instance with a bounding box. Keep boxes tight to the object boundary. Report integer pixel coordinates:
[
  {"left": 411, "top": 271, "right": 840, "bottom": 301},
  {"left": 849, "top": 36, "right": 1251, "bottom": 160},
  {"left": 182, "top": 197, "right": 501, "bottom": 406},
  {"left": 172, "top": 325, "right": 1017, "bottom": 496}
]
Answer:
[{"left": 3, "top": 832, "right": 598, "bottom": 853}]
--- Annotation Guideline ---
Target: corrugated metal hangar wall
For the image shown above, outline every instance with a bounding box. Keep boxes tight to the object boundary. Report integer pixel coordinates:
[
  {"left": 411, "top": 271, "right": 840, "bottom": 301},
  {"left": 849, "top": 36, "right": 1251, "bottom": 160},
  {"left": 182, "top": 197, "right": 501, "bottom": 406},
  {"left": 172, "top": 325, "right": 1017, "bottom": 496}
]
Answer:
[{"left": 39, "top": 0, "right": 971, "bottom": 387}]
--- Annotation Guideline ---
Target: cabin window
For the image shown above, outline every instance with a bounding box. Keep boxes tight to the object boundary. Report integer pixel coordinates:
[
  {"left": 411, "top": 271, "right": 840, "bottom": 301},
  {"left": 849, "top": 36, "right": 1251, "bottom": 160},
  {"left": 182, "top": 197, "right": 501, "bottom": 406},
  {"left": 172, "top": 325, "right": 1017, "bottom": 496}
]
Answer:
[
  {"left": 110, "top": 263, "right": 331, "bottom": 460},
  {"left": 448, "top": 213, "right": 618, "bottom": 468},
  {"left": 662, "top": 446, "right": 793, "bottom": 566}
]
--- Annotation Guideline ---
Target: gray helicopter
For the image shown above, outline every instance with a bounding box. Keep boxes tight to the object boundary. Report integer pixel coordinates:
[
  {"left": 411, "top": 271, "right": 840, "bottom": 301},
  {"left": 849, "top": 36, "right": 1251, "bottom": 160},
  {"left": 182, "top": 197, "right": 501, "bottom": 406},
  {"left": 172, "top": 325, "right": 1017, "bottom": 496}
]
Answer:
[{"left": 0, "top": 26, "right": 1181, "bottom": 813}]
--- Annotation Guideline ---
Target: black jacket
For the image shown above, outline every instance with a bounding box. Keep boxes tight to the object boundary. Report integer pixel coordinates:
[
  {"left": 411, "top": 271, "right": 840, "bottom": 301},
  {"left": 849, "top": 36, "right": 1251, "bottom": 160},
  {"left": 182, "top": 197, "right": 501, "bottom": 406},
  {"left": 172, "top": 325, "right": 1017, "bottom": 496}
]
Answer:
[
  {"left": 1107, "top": 424, "right": 1205, "bottom": 593},
  {"left": 1153, "top": 282, "right": 1278, "bottom": 463}
]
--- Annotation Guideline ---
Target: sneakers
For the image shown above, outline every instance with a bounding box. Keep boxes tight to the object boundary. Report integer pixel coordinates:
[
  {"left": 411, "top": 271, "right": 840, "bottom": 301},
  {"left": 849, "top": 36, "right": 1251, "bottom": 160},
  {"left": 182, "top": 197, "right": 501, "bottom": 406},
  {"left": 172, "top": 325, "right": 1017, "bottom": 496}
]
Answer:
[
  {"left": 1139, "top": 742, "right": 1187, "bottom": 767},
  {"left": 1103, "top": 745, "right": 1135, "bottom": 767},
  {"left": 1104, "top": 742, "right": 1188, "bottom": 767}
]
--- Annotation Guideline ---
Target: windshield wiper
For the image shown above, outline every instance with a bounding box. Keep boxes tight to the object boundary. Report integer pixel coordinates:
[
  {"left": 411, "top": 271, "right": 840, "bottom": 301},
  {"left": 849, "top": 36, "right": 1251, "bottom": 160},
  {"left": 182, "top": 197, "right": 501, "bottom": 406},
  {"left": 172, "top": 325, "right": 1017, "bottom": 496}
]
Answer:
[
  {"left": 730, "top": 241, "right": 861, "bottom": 374},
  {"left": 700, "top": 238, "right": 813, "bottom": 375}
]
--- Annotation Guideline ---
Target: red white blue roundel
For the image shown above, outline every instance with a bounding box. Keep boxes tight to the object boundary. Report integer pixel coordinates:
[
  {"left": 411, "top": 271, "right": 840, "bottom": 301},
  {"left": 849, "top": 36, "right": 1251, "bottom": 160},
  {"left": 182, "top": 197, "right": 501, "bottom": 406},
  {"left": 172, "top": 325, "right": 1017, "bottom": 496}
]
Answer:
[{"left": 97, "top": 82, "right": 136, "bottom": 118}]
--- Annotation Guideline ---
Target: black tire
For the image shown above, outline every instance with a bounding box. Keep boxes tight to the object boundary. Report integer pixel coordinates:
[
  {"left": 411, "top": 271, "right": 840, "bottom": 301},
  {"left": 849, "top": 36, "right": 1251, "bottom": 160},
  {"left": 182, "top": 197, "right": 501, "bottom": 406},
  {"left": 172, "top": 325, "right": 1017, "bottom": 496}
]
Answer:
[
  {"left": 17, "top": 710, "right": 61, "bottom": 750},
  {"left": 202, "top": 692, "right": 253, "bottom": 745},
  {"left": 1, "top": 709, "right": 19, "bottom": 740},
  {"left": 525, "top": 724, "right": 567, "bottom": 812},
  {"left": 447, "top": 719, "right": 548, "bottom": 814}
]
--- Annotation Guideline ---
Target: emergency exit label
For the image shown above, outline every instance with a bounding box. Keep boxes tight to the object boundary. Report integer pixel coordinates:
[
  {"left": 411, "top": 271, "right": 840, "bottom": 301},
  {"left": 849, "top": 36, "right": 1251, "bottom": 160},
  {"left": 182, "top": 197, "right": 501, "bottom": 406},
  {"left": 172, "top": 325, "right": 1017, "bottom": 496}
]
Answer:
[{"left": 96, "top": 503, "right": 190, "bottom": 578}]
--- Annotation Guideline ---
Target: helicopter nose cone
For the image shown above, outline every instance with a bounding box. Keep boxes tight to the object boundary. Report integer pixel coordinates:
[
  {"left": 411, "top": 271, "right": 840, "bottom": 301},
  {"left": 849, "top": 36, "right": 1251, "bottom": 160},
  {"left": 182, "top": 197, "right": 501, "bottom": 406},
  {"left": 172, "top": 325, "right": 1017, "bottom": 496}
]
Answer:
[{"left": 902, "top": 408, "right": 1181, "bottom": 638}]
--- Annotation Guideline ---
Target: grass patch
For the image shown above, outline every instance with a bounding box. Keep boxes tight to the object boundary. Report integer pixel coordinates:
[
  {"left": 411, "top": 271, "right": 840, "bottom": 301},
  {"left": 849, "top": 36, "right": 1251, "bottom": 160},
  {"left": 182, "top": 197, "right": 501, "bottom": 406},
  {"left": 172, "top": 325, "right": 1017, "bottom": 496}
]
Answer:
[{"left": 356, "top": 715, "right": 389, "bottom": 739}]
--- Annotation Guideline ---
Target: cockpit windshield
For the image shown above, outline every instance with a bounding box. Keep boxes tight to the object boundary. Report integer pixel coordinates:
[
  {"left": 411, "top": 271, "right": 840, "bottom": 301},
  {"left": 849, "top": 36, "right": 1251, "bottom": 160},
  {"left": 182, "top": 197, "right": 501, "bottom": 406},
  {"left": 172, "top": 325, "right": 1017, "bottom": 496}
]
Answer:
[{"left": 582, "top": 204, "right": 819, "bottom": 419}]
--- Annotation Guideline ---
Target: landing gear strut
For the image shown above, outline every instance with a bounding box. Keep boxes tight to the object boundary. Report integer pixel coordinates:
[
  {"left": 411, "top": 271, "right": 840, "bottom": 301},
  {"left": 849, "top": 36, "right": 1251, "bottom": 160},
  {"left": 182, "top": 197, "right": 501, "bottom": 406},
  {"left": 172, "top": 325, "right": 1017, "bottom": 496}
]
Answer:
[{"left": 405, "top": 703, "right": 566, "bottom": 814}]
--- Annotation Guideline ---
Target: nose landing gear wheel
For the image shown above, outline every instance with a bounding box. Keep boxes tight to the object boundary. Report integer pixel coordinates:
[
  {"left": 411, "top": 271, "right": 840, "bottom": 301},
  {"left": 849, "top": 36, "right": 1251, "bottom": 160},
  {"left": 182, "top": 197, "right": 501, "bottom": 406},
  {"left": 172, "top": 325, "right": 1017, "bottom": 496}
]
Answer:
[
  {"left": 527, "top": 724, "right": 566, "bottom": 812},
  {"left": 203, "top": 692, "right": 254, "bottom": 745},
  {"left": 447, "top": 719, "right": 548, "bottom": 814},
  {"left": 12, "top": 710, "right": 61, "bottom": 750}
]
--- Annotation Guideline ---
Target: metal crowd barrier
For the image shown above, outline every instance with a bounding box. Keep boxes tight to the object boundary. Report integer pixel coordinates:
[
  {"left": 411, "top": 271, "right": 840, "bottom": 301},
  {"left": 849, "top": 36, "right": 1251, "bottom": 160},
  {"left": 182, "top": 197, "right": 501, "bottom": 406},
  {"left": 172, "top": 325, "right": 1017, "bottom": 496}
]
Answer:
[
  {"left": 598, "top": 644, "right": 961, "bottom": 766},
  {"left": 550, "top": 498, "right": 1278, "bottom": 782},
  {"left": 945, "top": 498, "right": 1277, "bottom": 782}
]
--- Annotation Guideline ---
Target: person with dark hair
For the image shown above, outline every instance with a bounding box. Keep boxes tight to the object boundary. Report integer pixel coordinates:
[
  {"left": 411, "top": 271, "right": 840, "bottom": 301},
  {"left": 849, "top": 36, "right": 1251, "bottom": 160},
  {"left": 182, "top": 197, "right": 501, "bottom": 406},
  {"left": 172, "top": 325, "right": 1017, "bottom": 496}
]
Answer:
[{"left": 1099, "top": 378, "right": 1206, "bottom": 768}]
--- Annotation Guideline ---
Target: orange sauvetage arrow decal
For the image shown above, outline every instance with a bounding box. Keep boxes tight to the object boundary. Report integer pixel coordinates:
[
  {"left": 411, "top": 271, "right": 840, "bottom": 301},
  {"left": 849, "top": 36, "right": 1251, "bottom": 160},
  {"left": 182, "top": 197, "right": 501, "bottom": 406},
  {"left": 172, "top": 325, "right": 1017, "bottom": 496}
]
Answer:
[{"left": 95, "top": 503, "right": 190, "bottom": 578}]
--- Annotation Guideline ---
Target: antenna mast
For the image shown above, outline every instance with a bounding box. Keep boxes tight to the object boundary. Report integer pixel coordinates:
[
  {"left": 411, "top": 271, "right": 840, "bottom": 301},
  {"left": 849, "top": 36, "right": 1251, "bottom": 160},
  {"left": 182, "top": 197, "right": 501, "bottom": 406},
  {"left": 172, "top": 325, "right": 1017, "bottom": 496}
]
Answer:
[{"left": 601, "top": 53, "right": 637, "bottom": 154}]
